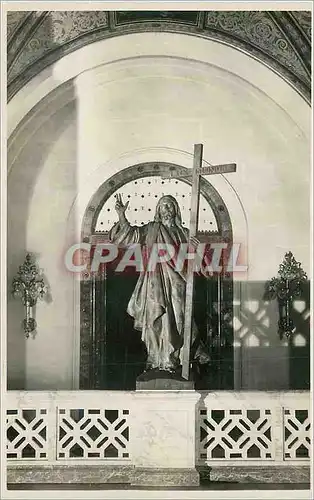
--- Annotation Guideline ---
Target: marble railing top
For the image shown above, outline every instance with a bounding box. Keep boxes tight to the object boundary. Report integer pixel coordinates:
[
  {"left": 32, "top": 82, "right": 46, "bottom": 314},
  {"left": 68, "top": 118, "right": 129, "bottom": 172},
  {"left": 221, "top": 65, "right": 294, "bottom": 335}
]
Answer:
[{"left": 6, "top": 388, "right": 311, "bottom": 406}]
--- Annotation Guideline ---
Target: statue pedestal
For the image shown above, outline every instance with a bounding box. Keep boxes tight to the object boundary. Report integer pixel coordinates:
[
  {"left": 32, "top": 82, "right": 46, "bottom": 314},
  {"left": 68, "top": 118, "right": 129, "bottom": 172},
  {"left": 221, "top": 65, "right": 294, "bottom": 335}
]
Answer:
[
  {"left": 136, "top": 369, "right": 195, "bottom": 390},
  {"left": 131, "top": 390, "right": 200, "bottom": 487}
]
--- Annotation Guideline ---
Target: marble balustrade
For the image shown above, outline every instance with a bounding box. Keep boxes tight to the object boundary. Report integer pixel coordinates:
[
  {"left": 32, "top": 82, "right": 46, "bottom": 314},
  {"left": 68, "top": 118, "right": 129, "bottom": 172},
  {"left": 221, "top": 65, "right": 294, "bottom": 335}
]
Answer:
[{"left": 6, "top": 390, "right": 311, "bottom": 468}]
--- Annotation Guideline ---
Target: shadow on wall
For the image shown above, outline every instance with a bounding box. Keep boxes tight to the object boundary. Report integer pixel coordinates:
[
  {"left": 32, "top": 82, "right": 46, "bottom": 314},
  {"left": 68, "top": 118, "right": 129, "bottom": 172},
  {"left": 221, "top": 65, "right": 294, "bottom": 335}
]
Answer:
[
  {"left": 289, "top": 281, "right": 310, "bottom": 389},
  {"left": 234, "top": 280, "right": 310, "bottom": 391},
  {"left": 7, "top": 76, "right": 78, "bottom": 389},
  {"left": 79, "top": 275, "right": 310, "bottom": 392}
]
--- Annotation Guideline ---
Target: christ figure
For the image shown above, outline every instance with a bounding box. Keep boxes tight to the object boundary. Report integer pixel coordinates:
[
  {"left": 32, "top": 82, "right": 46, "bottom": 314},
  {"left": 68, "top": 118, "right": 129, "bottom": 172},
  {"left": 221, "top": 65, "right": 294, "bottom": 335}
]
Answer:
[{"left": 109, "top": 193, "right": 210, "bottom": 374}]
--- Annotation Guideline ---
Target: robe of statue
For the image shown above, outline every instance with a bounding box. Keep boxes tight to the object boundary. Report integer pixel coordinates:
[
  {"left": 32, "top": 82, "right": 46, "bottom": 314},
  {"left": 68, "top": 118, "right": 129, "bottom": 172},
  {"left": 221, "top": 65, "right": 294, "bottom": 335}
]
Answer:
[{"left": 108, "top": 196, "right": 210, "bottom": 372}]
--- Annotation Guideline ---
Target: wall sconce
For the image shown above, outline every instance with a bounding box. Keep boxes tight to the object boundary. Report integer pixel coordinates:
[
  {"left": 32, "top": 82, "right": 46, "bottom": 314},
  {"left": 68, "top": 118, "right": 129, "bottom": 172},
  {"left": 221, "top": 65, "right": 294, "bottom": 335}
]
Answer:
[
  {"left": 266, "top": 252, "right": 307, "bottom": 339},
  {"left": 12, "top": 254, "right": 47, "bottom": 338}
]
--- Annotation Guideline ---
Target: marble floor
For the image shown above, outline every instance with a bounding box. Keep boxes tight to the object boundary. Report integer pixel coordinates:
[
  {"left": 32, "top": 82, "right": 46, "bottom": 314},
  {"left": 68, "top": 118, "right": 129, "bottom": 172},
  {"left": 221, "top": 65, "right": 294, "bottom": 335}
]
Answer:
[{"left": 8, "top": 482, "right": 310, "bottom": 491}]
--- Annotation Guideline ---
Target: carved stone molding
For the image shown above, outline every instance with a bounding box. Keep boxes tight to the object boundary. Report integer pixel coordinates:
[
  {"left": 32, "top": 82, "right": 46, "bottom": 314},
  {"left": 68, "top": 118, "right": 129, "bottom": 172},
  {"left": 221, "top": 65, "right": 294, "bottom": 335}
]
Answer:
[{"left": 6, "top": 10, "right": 311, "bottom": 102}]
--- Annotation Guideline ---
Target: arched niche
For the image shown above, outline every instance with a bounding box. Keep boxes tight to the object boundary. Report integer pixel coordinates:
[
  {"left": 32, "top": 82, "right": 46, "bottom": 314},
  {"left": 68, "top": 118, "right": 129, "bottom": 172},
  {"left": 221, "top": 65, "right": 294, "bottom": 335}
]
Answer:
[{"left": 80, "top": 162, "right": 234, "bottom": 390}]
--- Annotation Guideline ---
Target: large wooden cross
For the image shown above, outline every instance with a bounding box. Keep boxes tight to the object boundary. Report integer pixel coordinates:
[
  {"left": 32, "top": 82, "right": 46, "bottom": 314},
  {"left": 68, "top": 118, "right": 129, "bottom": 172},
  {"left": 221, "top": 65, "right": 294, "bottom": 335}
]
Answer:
[{"left": 163, "top": 144, "right": 236, "bottom": 380}]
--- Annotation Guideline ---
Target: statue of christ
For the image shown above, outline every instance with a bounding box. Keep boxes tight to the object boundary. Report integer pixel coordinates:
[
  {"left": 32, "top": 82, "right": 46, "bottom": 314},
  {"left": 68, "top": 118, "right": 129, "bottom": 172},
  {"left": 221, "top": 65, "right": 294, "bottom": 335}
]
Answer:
[{"left": 109, "top": 193, "right": 210, "bottom": 374}]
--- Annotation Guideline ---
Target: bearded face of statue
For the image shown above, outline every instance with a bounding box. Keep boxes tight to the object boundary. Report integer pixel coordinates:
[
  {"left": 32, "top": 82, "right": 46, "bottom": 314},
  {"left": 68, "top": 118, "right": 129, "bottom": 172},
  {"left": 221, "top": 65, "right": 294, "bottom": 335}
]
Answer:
[
  {"left": 154, "top": 195, "right": 182, "bottom": 227},
  {"left": 159, "top": 199, "right": 176, "bottom": 222}
]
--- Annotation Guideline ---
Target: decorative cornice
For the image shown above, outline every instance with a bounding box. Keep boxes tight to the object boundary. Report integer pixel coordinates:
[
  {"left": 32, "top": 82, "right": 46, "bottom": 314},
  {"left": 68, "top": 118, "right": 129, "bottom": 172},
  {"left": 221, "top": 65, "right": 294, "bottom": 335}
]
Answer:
[
  {"left": 290, "top": 10, "right": 312, "bottom": 43},
  {"left": 7, "top": 11, "right": 31, "bottom": 42},
  {"left": 6, "top": 10, "right": 311, "bottom": 102}
]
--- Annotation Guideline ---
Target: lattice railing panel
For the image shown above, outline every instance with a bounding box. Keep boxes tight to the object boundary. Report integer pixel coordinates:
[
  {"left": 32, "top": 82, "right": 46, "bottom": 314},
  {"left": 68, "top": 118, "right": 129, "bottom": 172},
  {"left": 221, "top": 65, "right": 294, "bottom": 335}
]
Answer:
[
  {"left": 57, "top": 408, "right": 130, "bottom": 460},
  {"left": 6, "top": 391, "right": 310, "bottom": 466},
  {"left": 7, "top": 408, "right": 48, "bottom": 460},
  {"left": 199, "top": 408, "right": 274, "bottom": 461},
  {"left": 284, "top": 408, "right": 311, "bottom": 460}
]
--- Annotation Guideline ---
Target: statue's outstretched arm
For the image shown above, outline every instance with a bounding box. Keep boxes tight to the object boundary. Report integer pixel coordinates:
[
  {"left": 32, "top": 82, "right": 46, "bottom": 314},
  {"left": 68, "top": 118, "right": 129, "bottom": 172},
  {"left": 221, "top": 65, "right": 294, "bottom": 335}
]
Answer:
[
  {"left": 115, "top": 193, "right": 129, "bottom": 227},
  {"left": 109, "top": 194, "right": 147, "bottom": 245}
]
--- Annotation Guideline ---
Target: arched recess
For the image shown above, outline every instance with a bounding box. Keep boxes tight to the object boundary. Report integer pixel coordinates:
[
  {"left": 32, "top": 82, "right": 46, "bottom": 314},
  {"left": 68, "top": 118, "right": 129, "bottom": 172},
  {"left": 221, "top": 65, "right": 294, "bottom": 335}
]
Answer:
[
  {"left": 6, "top": 30, "right": 309, "bottom": 391},
  {"left": 80, "top": 162, "right": 234, "bottom": 391},
  {"left": 8, "top": 32, "right": 310, "bottom": 139}
]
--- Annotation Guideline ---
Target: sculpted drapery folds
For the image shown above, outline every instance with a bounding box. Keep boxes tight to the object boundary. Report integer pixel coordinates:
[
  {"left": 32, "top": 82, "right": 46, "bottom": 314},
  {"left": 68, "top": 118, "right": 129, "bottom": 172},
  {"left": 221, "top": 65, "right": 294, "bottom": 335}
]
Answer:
[{"left": 109, "top": 194, "right": 210, "bottom": 373}]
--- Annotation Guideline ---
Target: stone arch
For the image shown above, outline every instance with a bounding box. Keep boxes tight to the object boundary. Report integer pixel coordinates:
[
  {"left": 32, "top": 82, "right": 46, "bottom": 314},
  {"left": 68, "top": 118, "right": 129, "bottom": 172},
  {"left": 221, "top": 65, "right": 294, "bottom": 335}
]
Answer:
[
  {"left": 8, "top": 32, "right": 310, "bottom": 139},
  {"left": 81, "top": 162, "right": 233, "bottom": 242}
]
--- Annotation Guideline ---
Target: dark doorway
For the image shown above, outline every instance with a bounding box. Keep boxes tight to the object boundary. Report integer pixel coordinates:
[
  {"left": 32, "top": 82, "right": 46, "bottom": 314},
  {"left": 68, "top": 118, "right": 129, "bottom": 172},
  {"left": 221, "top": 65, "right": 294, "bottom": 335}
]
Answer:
[{"left": 80, "top": 247, "right": 233, "bottom": 391}]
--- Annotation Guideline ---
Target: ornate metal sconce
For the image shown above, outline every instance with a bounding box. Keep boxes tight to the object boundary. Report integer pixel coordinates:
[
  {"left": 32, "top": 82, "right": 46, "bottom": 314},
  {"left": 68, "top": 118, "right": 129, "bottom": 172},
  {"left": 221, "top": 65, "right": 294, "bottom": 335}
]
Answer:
[
  {"left": 266, "top": 252, "right": 307, "bottom": 339},
  {"left": 12, "top": 254, "right": 47, "bottom": 338}
]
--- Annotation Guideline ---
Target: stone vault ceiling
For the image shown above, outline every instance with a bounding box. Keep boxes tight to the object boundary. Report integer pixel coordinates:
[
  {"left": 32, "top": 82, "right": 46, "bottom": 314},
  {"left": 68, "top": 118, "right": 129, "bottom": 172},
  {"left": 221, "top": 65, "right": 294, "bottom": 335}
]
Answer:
[{"left": 7, "top": 10, "right": 312, "bottom": 102}]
